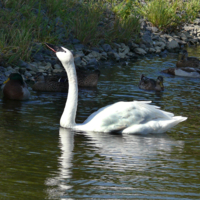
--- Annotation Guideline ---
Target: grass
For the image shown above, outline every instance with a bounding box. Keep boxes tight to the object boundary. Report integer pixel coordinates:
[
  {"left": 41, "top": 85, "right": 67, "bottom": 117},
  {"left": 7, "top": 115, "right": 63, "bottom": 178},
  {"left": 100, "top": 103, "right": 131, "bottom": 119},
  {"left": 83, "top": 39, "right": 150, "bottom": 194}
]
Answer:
[
  {"left": 1, "top": 0, "right": 200, "bottom": 66},
  {"left": 134, "top": 0, "right": 200, "bottom": 32},
  {"left": 0, "top": 0, "right": 140, "bottom": 66}
]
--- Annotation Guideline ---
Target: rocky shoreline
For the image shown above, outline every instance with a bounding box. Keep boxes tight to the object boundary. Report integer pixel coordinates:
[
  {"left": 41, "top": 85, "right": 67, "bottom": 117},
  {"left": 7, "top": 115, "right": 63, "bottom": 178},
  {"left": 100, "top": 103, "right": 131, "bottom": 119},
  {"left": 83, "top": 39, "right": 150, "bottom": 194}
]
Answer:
[{"left": 1, "top": 15, "right": 200, "bottom": 86}]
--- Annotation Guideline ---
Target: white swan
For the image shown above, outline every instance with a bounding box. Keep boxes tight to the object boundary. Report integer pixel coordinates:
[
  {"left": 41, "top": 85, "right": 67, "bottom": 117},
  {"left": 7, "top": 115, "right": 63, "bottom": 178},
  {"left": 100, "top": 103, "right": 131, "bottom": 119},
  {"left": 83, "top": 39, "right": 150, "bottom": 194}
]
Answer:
[{"left": 46, "top": 43, "right": 187, "bottom": 134}]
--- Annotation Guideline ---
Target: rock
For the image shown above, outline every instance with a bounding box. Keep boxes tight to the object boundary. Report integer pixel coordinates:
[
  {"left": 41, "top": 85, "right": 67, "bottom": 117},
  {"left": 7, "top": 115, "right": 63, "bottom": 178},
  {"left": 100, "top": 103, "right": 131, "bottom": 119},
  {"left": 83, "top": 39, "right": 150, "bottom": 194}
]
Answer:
[
  {"left": 53, "top": 68, "right": 64, "bottom": 73},
  {"left": 148, "top": 48, "right": 156, "bottom": 53},
  {"left": 24, "top": 71, "right": 32, "bottom": 77},
  {"left": 5, "top": 70, "right": 13, "bottom": 76},
  {"left": 146, "top": 26, "right": 158, "bottom": 33},
  {"left": 32, "top": 53, "right": 44, "bottom": 61},
  {"left": 154, "top": 41, "right": 166, "bottom": 50},
  {"left": 54, "top": 64, "right": 62, "bottom": 69},
  {"left": 118, "top": 44, "right": 130, "bottom": 58},
  {"left": 18, "top": 60, "right": 31, "bottom": 69},
  {"left": 107, "top": 51, "right": 120, "bottom": 61},
  {"left": 102, "top": 44, "right": 112, "bottom": 52},
  {"left": 128, "top": 41, "right": 139, "bottom": 51},
  {"left": 29, "top": 62, "right": 39, "bottom": 72},
  {"left": 141, "top": 32, "right": 153, "bottom": 47},
  {"left": 0, "top": 75, "right": 6, "bottom": 85},
  {"left": 71, "top": 38, "right": 81, "bottom": 44},
  {"left": 127, "top": 52, "right": 138, "bottom": 59},
  {"left": 134, "top": 48, "right": 147, "bottom": 55},
  {"left": 155, "top": 46, "right": 162, "bottom": 53},
  {"left": 75, "top": 51, "right": 85, "bottom": 58},
  {"left": 100, "top": 52, "right": 108, "bottom": 60},
  {"left": 74, "top": 57, "right": 82, "bottom": 67},
  {"left": 74, "top": 44, "right": 85, "bottom": 51},
  {"left": 179, "top": 32, "right": 187, "bottom": 40},
  {"left": 87, "top": 58, "right": 99, "bottom": 66},
  {"left": 88, "top": 51, "right": 102, "bottom": 60},
  {"left": 166, "top": 40, "right": 179, "bottom": 50},
  {"left": 0, "top": 66, "right": 5, "bottom": 73}
]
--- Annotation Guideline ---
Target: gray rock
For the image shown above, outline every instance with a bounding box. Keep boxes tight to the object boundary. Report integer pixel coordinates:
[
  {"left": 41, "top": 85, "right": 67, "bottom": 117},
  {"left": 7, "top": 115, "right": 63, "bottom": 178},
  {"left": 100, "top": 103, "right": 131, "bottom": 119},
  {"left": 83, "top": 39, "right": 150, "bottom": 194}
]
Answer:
[
  {"left": 0, "top": 66, "right": 5, "bottom": 73},
  {"left": 87, "top": 58, "right": 98, "bottom": 66},
  {"left": 74, "top": 44, "right": 85, "bottom": 51},
  {"left": 75, "top": 51, "right": 85, "bottom": 58},
  {"left": 102, "top": 44, "right": 112, "bottom": 52},
  {"left": 127, "top": 52, "right": 138, "bottom": 59},
  {"left": 54, "top": 64, "right": 62, "bottom": 69},
  {"left": 118, "top": 44, "right": 130, "bottom": 58},
  {"left": 166, "top": 40, "right": 179, "bottom": 50},
  {"left": 107, "top": 51, "right": 120, "bottom": 61},
  {"left": 74, "top": 57, "right": 82, "bottom": 66},
  {"left": 53, "top": 69, "right": 64, "bottom": 73},
  {"left": 146, "top": 26, "right": 158, "bottom": 33},
  {"left": 134, "top": 48, "right": 147, "bottom": 55},
  {"left": 24, "top": 71, "right": 32, "bottom": 77},
  {"left": 128, "top": 41, "right": 139, "bottom": 51},
  {"left": 18, "top": 60, "right": 31, "bottom": 69},
  {"left": 141, "top": 33, "right": 153, "bottom": 47},
  {"left": 88, "top": 51, "right": 102, "bottom": 60},
  {"left": 153, "top": 41, "right": 166, "bottom": 50},
  {"left": 29, "top": 62, "right": 39, "bottom": 72},
  {"left": 71, "top": 38, "right": 81, "bottom": 44},
  {"left": 5, "top": 70, "right": 13, "bottom": 77},
  {"left": 100, "top": 52, "right": 108, "bottom": 60},
  {"left": 148, "top": 48, "right": 156, "bottom": 53}
]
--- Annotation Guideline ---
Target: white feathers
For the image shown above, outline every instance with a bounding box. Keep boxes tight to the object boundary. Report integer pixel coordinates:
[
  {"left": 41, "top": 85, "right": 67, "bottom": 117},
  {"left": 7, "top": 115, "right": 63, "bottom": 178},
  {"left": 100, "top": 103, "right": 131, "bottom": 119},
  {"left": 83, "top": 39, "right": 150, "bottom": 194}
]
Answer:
[{"left": 53, "top": 46, "right": 187, "bottom": 134}]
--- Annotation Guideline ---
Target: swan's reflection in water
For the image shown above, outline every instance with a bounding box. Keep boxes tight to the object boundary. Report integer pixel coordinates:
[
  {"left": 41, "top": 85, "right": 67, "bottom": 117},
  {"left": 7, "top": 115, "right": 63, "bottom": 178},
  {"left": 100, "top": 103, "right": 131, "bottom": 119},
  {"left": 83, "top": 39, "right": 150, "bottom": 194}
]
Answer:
[{"left": 45, "top": 128, "right": 184, "bottom": 199}]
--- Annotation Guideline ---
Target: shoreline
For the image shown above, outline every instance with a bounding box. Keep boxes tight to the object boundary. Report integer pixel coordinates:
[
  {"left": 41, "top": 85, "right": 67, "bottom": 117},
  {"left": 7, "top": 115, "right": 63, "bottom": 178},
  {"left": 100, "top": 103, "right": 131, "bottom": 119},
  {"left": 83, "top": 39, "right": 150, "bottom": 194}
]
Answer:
[{"left": 1, "top": 15, "right": 200, "bottom": 85}]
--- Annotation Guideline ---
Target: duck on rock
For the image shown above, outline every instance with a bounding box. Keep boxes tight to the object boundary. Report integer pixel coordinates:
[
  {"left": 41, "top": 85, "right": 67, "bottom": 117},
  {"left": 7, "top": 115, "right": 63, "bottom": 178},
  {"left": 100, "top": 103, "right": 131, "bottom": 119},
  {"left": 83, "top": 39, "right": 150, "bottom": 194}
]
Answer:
[{"left": 2, "top": 73, "right": 30, "bottom": 100}]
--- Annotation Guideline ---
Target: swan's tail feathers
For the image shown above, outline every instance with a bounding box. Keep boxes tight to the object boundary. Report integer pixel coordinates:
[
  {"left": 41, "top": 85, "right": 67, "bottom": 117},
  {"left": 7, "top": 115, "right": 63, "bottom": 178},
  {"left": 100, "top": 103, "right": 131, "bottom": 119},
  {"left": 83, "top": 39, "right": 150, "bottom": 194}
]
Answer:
[
  {"left": 122, "top": 116, "right": 187, "bottom": 135},
  {"left": 157, "top": 116, "right": 187, "bottom": 134}
]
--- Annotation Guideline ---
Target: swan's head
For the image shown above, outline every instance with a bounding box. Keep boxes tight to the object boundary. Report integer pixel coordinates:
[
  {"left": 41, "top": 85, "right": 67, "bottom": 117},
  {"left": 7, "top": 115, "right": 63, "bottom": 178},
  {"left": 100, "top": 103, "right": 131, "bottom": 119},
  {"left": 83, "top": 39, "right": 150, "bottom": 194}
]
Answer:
[{"left": 45, "top": 43, "right": 74, "bottom": 64}]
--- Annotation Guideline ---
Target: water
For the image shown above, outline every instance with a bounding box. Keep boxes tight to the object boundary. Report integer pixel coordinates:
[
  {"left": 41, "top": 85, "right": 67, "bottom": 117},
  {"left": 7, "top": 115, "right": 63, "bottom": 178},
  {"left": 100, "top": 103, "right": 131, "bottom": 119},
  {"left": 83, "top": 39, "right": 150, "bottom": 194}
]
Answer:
[{"left": 0, "top": 47, "right": 200, "bottom": 199}]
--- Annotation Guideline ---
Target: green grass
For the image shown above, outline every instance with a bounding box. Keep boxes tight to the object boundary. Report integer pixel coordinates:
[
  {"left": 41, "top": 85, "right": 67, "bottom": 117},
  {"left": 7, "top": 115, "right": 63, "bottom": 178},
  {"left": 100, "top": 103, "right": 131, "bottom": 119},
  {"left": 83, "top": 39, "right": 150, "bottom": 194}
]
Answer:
[
  {"left": 0, "top": 0, "right": 140, "bottom": 66},
  {"left": 134, "top": 0, "right": 200, "bottom": 32}
]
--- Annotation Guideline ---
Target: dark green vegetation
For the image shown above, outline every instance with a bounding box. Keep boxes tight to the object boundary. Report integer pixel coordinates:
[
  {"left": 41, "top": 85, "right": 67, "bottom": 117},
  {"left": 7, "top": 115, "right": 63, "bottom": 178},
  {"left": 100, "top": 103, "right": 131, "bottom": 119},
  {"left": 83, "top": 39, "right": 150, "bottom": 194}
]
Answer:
[{"left": 0, "top": 0, "right": 200, "bottom": 65}]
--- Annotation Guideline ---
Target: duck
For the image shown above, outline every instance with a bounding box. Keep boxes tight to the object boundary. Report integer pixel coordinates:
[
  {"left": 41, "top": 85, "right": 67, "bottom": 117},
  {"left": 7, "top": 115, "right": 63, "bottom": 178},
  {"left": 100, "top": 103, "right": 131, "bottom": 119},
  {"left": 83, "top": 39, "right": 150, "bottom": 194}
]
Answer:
[
  {"left": 45, "top": 43, "right": 187, "bottom": 134},
  {"left": 176, "top": 50, "right": 200, "bottom": 68},
  {"left": 2, "top": 73, "right": 30, "bottom": 100},
  {"left": 161, "top": 67, "right": 200, "bottom": 77},
  {"left": 139, "top": 74, "right": 164, "bottom": 91},
  {"left": 32, "top": 69, "right": 100, "bottom": 92}
]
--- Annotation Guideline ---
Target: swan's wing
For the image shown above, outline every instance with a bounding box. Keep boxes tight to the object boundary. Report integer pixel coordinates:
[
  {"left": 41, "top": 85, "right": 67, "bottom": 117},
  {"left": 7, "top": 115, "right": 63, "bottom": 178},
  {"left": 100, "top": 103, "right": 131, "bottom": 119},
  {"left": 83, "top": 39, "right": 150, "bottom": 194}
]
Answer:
[{"left": 82, "top": 101, "right": 174, "bottom": 133}]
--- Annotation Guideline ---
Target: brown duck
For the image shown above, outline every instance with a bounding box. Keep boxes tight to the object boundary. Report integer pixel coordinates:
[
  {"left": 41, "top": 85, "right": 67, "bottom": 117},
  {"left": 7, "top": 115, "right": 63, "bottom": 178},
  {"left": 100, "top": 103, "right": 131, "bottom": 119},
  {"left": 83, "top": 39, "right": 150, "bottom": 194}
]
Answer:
[
  {"left": 162, "top": 67, "right": 200, "bottom": 77},
  {"left": 138, "top": 74, "right": 164, "bottom": 91},
  {"left": 32, "top": 69, "right": 100, "bottom": 92},
  {"left": 2, "top": 73, "right": 30, "bottom": 100},
  {"left": 176, "top": 50, "right": 200, "bottom": 68}
]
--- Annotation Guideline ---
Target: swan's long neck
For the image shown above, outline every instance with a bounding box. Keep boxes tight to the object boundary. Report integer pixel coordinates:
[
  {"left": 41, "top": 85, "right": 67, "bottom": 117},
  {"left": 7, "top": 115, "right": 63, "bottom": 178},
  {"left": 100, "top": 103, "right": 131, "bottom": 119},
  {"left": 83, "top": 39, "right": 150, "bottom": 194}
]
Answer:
[{"left": 60, "top": 61, "right": 78, "bottom": 128}]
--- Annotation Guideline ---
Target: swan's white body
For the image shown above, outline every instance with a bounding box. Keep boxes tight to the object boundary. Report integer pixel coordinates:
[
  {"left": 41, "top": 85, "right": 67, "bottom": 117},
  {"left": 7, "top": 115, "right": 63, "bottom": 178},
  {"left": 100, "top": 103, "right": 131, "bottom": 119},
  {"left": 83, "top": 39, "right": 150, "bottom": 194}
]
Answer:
[{"left": 48, "top": 44, "right": 187, "bottom": 134}]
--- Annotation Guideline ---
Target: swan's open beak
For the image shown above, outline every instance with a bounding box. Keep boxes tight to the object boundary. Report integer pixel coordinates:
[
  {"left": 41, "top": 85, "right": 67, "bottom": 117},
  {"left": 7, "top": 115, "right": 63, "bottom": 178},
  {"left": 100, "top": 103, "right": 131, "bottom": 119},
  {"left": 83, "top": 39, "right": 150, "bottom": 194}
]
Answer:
[{"left": 45, "top": 43, "right": 65, "bottom": 53}]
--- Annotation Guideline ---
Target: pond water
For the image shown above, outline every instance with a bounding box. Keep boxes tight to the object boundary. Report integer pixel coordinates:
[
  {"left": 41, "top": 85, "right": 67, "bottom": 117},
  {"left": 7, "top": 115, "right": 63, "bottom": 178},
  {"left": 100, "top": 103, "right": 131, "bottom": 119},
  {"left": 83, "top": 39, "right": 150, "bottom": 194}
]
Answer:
[{"left": 0, "top": 47, "right": 200, "bottom": 200}]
